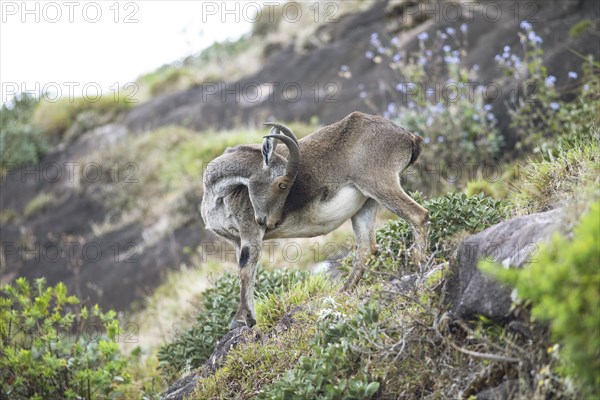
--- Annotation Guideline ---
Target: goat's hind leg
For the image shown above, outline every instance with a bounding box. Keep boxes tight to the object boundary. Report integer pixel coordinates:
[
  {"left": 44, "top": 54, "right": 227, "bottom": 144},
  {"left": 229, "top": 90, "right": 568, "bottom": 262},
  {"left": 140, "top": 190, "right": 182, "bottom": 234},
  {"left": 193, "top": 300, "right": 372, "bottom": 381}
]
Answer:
[
  {"left": 341, "top": 198, "right": 379, "bottom": 291},
  {"left": 359, "top": 179, "right": 429, "bottom": 265}
]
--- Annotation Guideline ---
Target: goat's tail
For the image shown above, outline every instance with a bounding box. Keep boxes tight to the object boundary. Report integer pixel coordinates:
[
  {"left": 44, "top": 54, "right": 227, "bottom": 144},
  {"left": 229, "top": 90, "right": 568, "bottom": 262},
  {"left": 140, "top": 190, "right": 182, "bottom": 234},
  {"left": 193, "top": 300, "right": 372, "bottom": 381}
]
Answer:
[{"left": 408, "top": 133, "right": 424, "bottom": 167}]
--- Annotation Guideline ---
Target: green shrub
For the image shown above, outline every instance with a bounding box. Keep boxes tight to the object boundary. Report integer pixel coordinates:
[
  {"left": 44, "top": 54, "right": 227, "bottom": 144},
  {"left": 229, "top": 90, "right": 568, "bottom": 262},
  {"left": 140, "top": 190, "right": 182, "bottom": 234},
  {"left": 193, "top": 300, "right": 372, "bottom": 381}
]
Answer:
[
  {"left": 157, "top": 268, "right": 309, "bottom": 377},
  {"left": 23, "top": 192, "right": 56, "bottom": 218},
  {"left": 0, "top": 278, "right": 130, "bottom": 399},
  {"left": 259, "top": 299, "right": 381, "bottom": 399},
  {"left": 426, "top": 192, "right": 506, "bottom": 246},
  {"left": 32, "top": 94, "right": 131, "bottom": 139},
  {"left": 0, "top": 94, "right": 48, "bottom": 168},
  {"left": 376, "top": 192, "right": 506, "bottom": 263},
  {"left": 480, "top": 201, "right": 600, "bottom": 397}
]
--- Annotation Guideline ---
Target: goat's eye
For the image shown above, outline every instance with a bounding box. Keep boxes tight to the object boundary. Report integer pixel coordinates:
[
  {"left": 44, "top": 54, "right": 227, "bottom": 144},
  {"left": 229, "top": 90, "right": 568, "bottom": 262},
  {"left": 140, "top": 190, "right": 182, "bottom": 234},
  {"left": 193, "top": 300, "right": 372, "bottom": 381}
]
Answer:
[{"left": 278, "top": 183, "right": 288, "bottom": 190}]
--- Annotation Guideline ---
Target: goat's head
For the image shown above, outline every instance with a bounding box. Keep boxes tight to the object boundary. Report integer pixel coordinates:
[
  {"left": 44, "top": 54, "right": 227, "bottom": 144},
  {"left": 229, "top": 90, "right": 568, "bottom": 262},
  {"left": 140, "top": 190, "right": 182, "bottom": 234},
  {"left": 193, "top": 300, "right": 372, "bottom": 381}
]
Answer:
[{"left": 248, "top": 123, "right": 300, "bottom": 229}]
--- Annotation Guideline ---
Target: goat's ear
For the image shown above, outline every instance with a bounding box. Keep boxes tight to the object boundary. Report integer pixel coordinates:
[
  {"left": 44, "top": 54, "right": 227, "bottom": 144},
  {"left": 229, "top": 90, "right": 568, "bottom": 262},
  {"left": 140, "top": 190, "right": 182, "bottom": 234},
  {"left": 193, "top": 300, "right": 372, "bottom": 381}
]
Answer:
[{"left": 261, "top": 127, "right": 279, "bottom": 167}]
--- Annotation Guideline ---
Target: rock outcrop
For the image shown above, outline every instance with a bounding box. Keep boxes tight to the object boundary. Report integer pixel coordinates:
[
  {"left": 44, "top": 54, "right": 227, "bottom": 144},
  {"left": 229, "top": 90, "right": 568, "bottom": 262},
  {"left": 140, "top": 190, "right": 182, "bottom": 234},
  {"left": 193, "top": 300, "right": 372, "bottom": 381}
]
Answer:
[{"left": 444, "top": 207, "right": 567, "bottom": 320}]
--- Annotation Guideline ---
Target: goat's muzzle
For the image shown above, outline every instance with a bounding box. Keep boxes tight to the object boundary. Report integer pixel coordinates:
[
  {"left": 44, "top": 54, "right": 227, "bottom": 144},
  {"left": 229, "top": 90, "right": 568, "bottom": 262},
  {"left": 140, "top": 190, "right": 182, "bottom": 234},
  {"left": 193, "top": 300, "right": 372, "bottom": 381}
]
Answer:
[{"left": 255, "top": 216, "right": 266, "bottom": 226}]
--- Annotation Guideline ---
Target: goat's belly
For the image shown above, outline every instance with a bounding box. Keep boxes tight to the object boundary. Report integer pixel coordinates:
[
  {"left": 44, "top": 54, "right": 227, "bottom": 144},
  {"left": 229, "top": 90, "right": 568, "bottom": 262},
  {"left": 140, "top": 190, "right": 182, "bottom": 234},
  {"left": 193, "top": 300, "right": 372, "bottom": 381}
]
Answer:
[{"left": 266, "top": 186, "right": 367, "bottom": 239}]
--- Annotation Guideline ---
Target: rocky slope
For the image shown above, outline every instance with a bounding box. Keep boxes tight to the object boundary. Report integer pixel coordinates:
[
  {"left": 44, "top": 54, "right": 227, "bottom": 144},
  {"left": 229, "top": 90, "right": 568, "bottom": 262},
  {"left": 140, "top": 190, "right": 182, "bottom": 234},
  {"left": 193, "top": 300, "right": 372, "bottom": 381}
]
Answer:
[{"left": 1, "top": 0, "right": 597, "bottom": 313}]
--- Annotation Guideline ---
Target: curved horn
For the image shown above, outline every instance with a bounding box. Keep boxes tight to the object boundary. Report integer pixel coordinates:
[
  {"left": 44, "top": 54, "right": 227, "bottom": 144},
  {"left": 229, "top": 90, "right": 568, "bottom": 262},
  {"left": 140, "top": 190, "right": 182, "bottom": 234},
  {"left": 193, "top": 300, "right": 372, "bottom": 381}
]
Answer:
[
  {"left": 263, "top": 122, "right": 299, "bottom": 146},
  {"left": 263, "top": 134, "right": 300, "bottom": 180}
]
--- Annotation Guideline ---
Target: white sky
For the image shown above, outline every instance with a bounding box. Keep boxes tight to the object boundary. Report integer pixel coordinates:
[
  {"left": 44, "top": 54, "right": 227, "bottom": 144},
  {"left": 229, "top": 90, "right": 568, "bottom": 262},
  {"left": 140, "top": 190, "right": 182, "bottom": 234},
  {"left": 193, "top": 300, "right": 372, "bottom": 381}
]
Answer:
[{"left": 1, "top": 1, "right": 267, "bottom": 103}]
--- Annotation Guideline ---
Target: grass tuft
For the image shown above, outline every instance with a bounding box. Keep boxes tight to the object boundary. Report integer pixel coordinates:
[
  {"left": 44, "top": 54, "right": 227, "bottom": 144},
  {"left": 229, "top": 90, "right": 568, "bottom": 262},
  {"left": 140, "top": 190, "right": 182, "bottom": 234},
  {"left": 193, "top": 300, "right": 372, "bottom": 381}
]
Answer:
[
  {"left": 23, "top": 192, "right": 56, "bottom": 218},
  {"left": 32, "top": 95, "right": 131, "bottom": 139},
  {"left": 256, "top": 273, "right": 339, "bottom": 332}
]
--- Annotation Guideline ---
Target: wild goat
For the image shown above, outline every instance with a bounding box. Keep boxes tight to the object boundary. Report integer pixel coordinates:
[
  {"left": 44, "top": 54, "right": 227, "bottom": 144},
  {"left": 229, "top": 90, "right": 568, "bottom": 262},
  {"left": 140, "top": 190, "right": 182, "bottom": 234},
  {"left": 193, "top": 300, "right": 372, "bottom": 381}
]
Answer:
[{"left": 201, "top": 112, "right": 428, "bottom": 328}]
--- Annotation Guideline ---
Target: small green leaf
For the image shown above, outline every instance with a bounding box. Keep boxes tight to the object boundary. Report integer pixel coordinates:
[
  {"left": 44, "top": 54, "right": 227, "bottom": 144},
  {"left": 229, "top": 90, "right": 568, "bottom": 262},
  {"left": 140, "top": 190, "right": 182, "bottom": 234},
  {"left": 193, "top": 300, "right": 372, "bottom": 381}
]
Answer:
[{"left": 365, "top": 381, "right": 380, "bottom": 396}]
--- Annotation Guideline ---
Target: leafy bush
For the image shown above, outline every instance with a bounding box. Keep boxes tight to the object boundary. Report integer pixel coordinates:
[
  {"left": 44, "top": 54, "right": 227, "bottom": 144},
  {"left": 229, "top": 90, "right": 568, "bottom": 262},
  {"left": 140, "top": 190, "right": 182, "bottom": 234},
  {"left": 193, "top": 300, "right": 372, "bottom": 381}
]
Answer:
[
  {"left": 0, "top": 94, "right": 47, "bottom": 168},
  {"left": 376, "top": 192, "right": 506, "bottom": 263},
  {"left": 259, "top": 299, "right": 381, "bottom": 399},
  {"left": 480, "top": 201, "right": 600, "bottom": 397},
  {"left": 157, "top": 268, "right": 309, "bottom": 377},
  {"left": 0, "top": 278, "right": 130, "bottom": 399},
  {"left": 360, "top": 22, "right": 598, "bottom": 194}
]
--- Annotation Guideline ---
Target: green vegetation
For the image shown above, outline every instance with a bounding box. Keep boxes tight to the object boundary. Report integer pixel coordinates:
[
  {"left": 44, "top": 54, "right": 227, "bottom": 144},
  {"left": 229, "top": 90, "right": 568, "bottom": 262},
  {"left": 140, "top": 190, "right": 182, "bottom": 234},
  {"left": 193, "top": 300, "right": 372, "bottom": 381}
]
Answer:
[
  {"left": 500, "top": 25, "right": 599, "bottom": 154},
  {"left": 135, "top": 36, "right": 263, "bottom": 100},
  {"left": 187, "top": 285, "right": 382, "bottom": 400},
  {"left": 189, "top": 250, "right": 551, "bottom": 399},
  {"left": 569, "top": 19, "right": 595, "bottom": 38},
  {"left": 2, "top": 4, "right": 598, "bottom": 400},
  {"left": 260, "top": 298, "right": 382, "bottom": 399},
  {"left": 23, "top": 192, "right": 57, "bottom": 218},
  {"left": 137, "top": 64, "right": 196, "bottom": 98},
  {"left": 363, "top": 24, "right": 504, "bottom": 194},
  {"left": 193, "top": 321, "right": 316, "bottom": 399},
  {"left": 0, "top": 94, "right": 48, "bottom": 168},
  {"left": 32, "top": 94, "right": 132, "bottom": 139},
  {"left": 375, "top": 192, "right": 506, "bottom": 264},
  {"left": 481, "top": 201, "right": 600, "bottom": 396},
  {"left": 0, "top": 278, "right": 130, "bottom": 399},
  {"left": 464, "top": 178, "right": 505, "bottom": 199},
  {"left": 507, "top": 131, "right": 599, "bottom": 216},
  {"left": 256, "top": 273, "right": 337, "bottom": 331},
  {"left": 157, "top": 268, "right": 309, "bottom": 378}
]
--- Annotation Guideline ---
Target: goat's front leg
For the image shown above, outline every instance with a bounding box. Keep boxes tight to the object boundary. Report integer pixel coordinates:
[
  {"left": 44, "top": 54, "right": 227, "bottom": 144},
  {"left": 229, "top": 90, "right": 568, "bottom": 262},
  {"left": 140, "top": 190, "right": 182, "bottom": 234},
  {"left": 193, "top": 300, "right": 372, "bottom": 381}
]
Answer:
[
  {"left": 231, "top": 238, "right": 262, "bottom": 329},
  {"left": 342, "top": 199, "right": 379, "bottom": 291}
]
